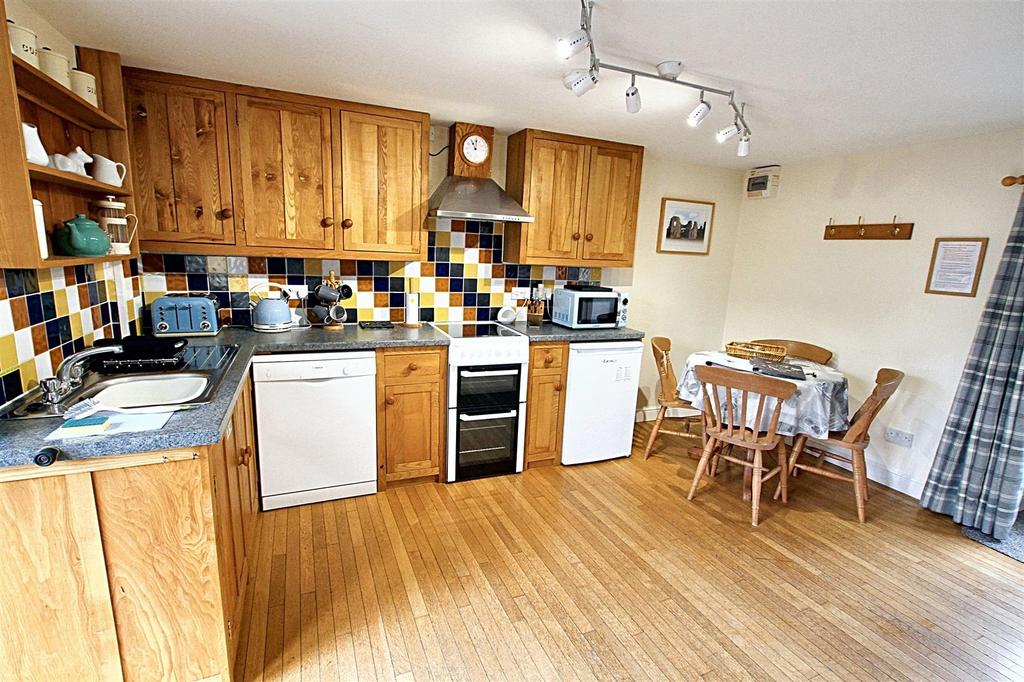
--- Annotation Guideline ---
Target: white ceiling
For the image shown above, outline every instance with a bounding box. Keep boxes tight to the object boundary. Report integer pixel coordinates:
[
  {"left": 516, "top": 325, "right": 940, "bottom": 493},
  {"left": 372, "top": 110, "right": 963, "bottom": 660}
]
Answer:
[{"left": 27, "top": 0, "right": 1024, "bottom": 169}]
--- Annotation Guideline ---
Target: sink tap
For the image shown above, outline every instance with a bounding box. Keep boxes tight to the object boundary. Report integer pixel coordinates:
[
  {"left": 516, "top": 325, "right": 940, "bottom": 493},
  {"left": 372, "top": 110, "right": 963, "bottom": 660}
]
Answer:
[{"left": 40, "top": 345, "right": 124, "bottom": 405}]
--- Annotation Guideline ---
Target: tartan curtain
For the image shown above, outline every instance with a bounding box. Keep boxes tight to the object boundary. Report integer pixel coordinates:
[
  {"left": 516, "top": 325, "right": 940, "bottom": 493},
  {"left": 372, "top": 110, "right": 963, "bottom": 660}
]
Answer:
[{"left": 920, "top": 192, "right": 1024, "bottom": 540}]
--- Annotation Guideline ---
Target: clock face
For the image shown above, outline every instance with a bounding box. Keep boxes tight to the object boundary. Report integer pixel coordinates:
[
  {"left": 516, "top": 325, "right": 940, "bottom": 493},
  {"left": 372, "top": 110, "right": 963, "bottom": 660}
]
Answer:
[{"left": 461, "top": 134, "right": 490, "bottom": 165}]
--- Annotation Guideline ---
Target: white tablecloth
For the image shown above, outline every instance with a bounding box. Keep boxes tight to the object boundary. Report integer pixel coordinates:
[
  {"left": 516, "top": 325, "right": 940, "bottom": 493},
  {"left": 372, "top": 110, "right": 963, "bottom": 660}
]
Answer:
[{"left": 677, "top": 351, "right": 850, "bottom": 438}]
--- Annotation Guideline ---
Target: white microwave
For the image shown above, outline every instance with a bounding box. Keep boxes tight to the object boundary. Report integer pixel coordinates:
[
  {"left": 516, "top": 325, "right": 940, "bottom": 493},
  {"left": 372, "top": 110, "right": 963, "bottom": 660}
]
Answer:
[{"left": 551, "top": 287, "right": 629, "bottom": 329}]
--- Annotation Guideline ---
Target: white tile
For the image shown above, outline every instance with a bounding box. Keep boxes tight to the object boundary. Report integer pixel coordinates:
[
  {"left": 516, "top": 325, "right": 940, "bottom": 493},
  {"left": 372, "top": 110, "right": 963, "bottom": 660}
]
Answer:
[
  {"left": 433, "top": 292, "right": 449, "bottom": 308},
  {"left": 14, "top": 328, "right": 32, "bottom": 362},
  {"left": 478, "top": 263, "right": 492, "bottom": 278},
  {"left": 543, "top": 266, "right": 556, "bottom": 279},
  {"left": 448, "top": 307, "right": 464, "bottom": 322},
  {"left": 356, "top": 291, "right": 375, "bottom": 308},
  {"left": 372, "top": 307, "right": 389, "bottom": 321},
  {"left": 50, "top": 267, "right": 65, "bottom": 289},
  {"left": 450, "top": 232, "right": 465, "bottom": 248},
  {"left": 82, "top": 310, "right": 94, "bottom": 334},
  {"left": 227, "top": 256, "right": 248, "bottom": 274},
  {"left": 143, "top": 274, "right": 166, "bottom": 293},
  {"left": 434, "top": 218, "right": 452, "bottom": 232},
  {"left": 67, "top": 286, "right": 80, "bottom": 313},
  {"left": 0, "top": 300, "right": 12, "bottom": 335},
  {"left": 207, "top": 256, "right": 227, "bottom": 273},
  {"left": 403, "top": 261, "right": 420, "bottom": 278},
  {"left": 463, "top": 248, "right": 479, "bottom": 264},
  {"left": 320, "top": 259, "right": 341, "bottom": 276},
  {"left": 34, "top": 352, "right": 52, "bottom": 380},
  {"left": 419, "top": 276, "right": 435, "bottom": 293},
  {"left": 94, "top": 327, "right": 105, "bottom": 340}
]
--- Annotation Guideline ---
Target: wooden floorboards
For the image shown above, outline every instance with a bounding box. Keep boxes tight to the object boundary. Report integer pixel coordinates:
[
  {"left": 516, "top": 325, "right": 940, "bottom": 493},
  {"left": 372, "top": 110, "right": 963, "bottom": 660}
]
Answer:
[{"left": 233, "top": 423, "right": 1024, "bottom": 681}]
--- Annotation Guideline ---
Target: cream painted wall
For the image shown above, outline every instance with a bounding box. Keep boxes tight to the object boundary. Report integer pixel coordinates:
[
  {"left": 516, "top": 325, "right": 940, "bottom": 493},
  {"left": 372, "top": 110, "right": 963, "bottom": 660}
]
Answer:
[
  {"left": 722, "top": 128, "right": 1024, "bottom": 497},
  {"left": 603, "top": 156, "right": 745, "bottom": 414},
  {"left": 5, "top": 0, "right": 76, "bottom": 67}
]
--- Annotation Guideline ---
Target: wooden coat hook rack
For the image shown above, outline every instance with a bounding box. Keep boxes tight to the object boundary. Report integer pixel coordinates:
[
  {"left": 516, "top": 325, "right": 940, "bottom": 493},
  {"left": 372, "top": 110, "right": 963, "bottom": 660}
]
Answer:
[
  {"left": 824, "top": 216, "right": 914, "bottom": 241},
  {"left": 1001, "top": 175, "right": 1024, "bottom": 187}
]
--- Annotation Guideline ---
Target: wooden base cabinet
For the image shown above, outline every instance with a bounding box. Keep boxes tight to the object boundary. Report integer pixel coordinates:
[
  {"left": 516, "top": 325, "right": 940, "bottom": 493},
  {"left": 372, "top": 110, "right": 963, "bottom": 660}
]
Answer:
[
  {"left": 0, "top": 377, "right": 258, "bottom": 681},
  {"left": 504, "top": 129, "right": 643, "bottom": 267},
  {"left": 524, "top": 342, "right": 569, "bottom": 467},
  {"left": 376, "top": 347, "right": 446, "bottom": 488}
]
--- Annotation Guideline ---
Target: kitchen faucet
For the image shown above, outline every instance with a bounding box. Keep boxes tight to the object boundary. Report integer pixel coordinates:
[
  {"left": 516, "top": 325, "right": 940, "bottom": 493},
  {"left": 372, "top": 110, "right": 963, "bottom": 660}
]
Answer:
[{"left": 40, "top": 344, "right": 123, "bottom": 405}]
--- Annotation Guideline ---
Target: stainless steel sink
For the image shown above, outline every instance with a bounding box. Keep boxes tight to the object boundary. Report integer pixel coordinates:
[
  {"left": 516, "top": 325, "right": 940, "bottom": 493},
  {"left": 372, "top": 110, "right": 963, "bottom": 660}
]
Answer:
[{"left": 0, "top": 344, "right": 238, "bottom": 420}]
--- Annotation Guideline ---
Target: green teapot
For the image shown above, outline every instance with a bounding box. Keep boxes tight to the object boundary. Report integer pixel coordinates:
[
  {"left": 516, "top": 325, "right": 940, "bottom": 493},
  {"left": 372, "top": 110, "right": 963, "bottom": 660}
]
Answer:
[{"left": 53, "top": 214, "right": 110, "bottom": 257}]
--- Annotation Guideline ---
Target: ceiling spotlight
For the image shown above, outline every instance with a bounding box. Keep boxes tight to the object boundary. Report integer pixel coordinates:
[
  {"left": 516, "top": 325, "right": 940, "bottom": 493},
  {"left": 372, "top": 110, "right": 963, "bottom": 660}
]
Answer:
[
  {"left": 687, "top": 93, "right": 711, "bottom": 127},
  {"left": 656, "top": 60, "right": 683, "bottom": 80},
  {"left": 737, "top": 135, "right": 750, "bottom": 157},
  {"left": 557, "top": 28, "right": 591, "bottom": 60},
  {"left": 625, "top": 75, "right": 641, "bottom": 114},
  {"left": 563, "top": 68, "right": 598, "bottom": 97},
  {"left": 716, "top": 123, "right": 740, "bottom": 143}
]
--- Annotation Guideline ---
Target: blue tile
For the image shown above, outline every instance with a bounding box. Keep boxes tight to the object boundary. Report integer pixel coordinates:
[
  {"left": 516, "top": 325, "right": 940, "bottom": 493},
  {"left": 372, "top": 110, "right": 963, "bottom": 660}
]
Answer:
[
  {"left": 286, "top": 274, "right": 305, "bottom": 285},
  {"left": 568, "top": 267, "right": 580, "bottom": 280},
  {"left": 450, "top": 263, "right": 464, "bottom": 278},
  {"left": 389, "top": 292, "right": 404, "bottom": 307},
  {"left": 427, "top": 246, "right": 436, "bottom": 262},
  {"left": 436, "top": 247, "right": 449, "bottom": 262},
  {"left": 4, "top": 269, "right": 37, "bottom": 296},
  {"left": 185, "top": 255, "right": 207, "bottom": 273},
  {"left": 100, "top": 303, "right": 111, "bottom": 325},
  {"left": 61, "top": 341, "right": 75, "bottom": 358},
  {"left": 464, "top": 293, "right": 477, "bottom": 306},
  {"left": 41, "top": 292, "right": 55, "bottom": 320},
  {"left": 428, "top": 231, "right": 436, "bottom": 246},
  {"left": 0, "top": 369, "right": 22, "bottom": 402},
  {"left": 389, "top": 277, "right": 404, "bottom": 292},
  {"left": 286, "top": 258, "right": 304, "bottom": 275},
  {"left": 45, "top": 319, "right": 61, "bottom": 347},
  {"left": 208, "top": 274, "right": 228, "bottom": 291},
  {"left": 57, "top": 316, "right": 72, "bottom": 343},
  {"left": 480, "top": 222, "right": 494, "bottom": 234},
  {"left": 517, "top": 278, "right": 531, "bottom": 287},
  {"left": 230, "top": 292, "right": 250, "bottom": 309},
  {"left": 26, "top": 294, "right": 44, "bottom": 325},
  {"left": 357, "top": 261, "right": 374, "bottom": 276},
  {"left": 479, "top": 234, "right": 493, "bottom": 249},
  {"left": 450, "top": 278, "right": 463, "bottom": 292},
  {"left": 466, "top": 220, "right": 480, "bottom": 233},
  {"left": 372, "top": 261, "right": 390, "bottom": 276},
  {"left": 267, "top": 257, "right": 287, "bottom": 274},
  {"left": 344, "top": 308, "right": 357, "bottom": 322},
  {"left": 436, "top": 262, "right": 450, "bottom": 277},
  {"left": 72, "top": 337, "right": 85, "bottom": 352},
  {"left": 162, "top": 255, "right": 186, "bottom": 273},
  {"left": 420, "top": 308, "right": 434, "bottom": 322},
  {"left": 231, "top": 309, "right": 251, "bottom": 326},
  {"left": 129, "top": 259, "right": 140, "bottom": 276},
  {"left": 305, "top": 276, "right": 321, "bottom": 290},
  {"left": 212, "top": 292, "right": 230, "bottom": 309},
  {"left": 187, "top": 273, "right": 209, "bottom": 291},
  {"left": 463, "top": 279, "right": 477, "bottom": 293},
  {"left": 373, "top": 277, "right": 389, "bottom": 292}
]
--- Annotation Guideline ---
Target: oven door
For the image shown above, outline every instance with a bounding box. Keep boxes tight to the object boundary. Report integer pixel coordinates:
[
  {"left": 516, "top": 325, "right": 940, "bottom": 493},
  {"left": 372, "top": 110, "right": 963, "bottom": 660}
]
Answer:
[
  {"left": 456, "top": 365, "right": 521, "bottom": 410},
  {"left": 576, "top": 295, "right": 620, "bottom": 327},
  {"left": 453, "top": 408, "right": 519, "bottom": 481}
]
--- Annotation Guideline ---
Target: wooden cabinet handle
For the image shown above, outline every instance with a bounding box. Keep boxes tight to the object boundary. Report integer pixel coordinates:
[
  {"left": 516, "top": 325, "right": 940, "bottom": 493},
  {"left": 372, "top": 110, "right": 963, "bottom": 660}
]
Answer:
[
  {"left": 585, "top": 233, "right": 594, "bottom": 242},
  {"left": 321, "top": 217, "right": 335, "bottom": 228},
  {"left": 135, "top": 104, "right": 148, "bottom": 118},
  {"left": 386, "top": 396, "right": 395, "bottom": 405},
  {"left": 341, "top": 218, "right": 354, "bottom": 229},
  {"left": 218, "top": 208, "right": 233, "bottom": 220},
  {"left": 572, "top": 232, "right": 581, "bottom": 241},
  {"left": 408, "top": 362, "right": 418, "bottom": 371},
  {"left": 194, "top": 206, "right": 204, "bottom": 219},
  {"left": 544, "top": 354, "right": 553, "bottom": 364},
  {"left": 238, "top": 446, "right": 252, "bottom": 466},
  {"left": 555, "top": 383, "right": 563, "bottom": 391}
]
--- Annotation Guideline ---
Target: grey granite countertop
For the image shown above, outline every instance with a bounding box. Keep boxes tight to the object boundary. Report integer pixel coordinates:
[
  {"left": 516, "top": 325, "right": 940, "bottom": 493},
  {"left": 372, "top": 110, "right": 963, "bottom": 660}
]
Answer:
[
  {"left": 500, "top": 321, "right": 645, "bottom": 343},
  {"left": 0, "top": 324, "right": 449, "bottom": 468}
]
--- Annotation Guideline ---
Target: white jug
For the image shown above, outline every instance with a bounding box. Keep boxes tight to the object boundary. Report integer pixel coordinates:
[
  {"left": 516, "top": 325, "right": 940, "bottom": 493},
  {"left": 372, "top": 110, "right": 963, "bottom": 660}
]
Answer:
[
  {"left": 21, "top": 123, "right": 48, "bottom": 165},
  {"left": 91, "top": 154, "right": 127, "bottom": 186}
]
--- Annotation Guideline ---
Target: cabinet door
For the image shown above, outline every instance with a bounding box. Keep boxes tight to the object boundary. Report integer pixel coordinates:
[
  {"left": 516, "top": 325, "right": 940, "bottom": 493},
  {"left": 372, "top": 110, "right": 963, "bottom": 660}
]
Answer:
[
  {"left": 232, "top": 379, "right": 256, "bottom": 550},
  {"left": 236, "top": 96, "right": 335, "bottom": 249},
  {"left": 581, "top": 144, "right": 642, "bottom": 264},
  {"left": 382, "top": 381, "right": 441, "bottom": 480},
  {"left": 125, "top": 78, "right": 235, "bottom": 244},
  {"left": 524, "top": 138, "right": 588, "bottom": 262},
  {"left": 338, "top": 111, "right": 424, "bottom": 258},
  {"left": 209, "top": 437, "right": 240, "bottom": 634}
]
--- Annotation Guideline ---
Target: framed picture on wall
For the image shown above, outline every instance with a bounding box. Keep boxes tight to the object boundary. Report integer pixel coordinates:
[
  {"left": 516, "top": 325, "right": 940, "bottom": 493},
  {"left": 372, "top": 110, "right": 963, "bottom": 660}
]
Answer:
[
  {"left": 657, "top": 197, "right": 715, "bottom": 255},
  {"left": 925, "top": 237, "right": 989, "bottom": 297}
]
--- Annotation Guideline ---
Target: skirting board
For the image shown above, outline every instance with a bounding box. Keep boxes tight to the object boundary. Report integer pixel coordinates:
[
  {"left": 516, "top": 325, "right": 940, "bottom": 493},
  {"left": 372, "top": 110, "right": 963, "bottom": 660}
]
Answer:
[{"left": 634, "top": 405, "right": 926, "bottom": 499}]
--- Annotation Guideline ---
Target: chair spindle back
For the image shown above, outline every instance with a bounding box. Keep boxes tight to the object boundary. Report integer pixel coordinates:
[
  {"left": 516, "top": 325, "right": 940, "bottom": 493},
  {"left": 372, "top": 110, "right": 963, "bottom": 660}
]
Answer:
[
  {"left": 651, "top": 337, "right": 679, "bottom": 403},
  {"left": 695, "top": 364, "right": 797, "bottom": 448},
  {"left": 843, "top": 368, "right": 905, "bottom": 444}
]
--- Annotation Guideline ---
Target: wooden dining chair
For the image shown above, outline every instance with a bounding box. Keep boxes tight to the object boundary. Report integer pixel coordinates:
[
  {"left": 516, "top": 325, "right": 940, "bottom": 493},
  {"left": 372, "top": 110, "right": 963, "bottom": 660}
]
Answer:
[
  {"left": 752, "top": 338, "right": 833, "bottom": 365},
  {"left": 776, "top": 368, "right": 904, "bottom": 522},
  {"left": 687, "top": 365, "right": 797, "bottom": 526},
  {"left": 643, "top": 337, "right": 702, "bottom": 459}
]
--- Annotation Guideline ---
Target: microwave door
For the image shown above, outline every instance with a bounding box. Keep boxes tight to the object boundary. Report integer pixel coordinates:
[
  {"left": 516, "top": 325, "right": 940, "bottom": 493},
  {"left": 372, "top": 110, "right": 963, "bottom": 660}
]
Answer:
[{"left": 578, "top": 297, "right": 618, "bottom": 325}]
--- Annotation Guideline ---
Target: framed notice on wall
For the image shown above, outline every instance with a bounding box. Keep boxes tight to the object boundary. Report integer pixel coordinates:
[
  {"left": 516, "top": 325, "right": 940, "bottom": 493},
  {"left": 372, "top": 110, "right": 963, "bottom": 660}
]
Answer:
[{"left": 925, "top": 237, "right": 989, "bottom": 297}]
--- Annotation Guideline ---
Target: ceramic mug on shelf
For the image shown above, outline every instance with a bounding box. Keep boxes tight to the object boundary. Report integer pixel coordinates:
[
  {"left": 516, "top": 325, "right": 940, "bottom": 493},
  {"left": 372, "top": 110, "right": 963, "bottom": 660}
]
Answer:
[
  {"left": 6, "top": 20, "right": 38, "bottom": 68},
  {"left": 91, "top": 154, "right": 127, "bottom": 186},
  {"left": 21, "top": 122, "right": 48, "bottom": 165},
  {"left": 37, "top": 47, "right": 70, "bottom": 87},
  {"left": 69, "top": 69, "right": 98, "bottom": 106}
]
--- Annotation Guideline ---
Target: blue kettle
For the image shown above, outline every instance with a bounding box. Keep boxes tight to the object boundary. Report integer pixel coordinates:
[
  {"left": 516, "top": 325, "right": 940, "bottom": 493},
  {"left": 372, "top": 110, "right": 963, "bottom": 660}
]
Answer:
[{"left": 250, "top": 282, "right": 294, "bottom": 333}]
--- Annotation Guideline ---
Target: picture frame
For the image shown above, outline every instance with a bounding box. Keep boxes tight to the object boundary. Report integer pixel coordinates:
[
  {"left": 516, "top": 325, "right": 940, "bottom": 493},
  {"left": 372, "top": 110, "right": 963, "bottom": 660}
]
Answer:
[
  {"left": 925, "top": 237, "right": 989, "bottom": 297},
  {"left": 657, "top": 197, "right": 714, "bottom": 255}
]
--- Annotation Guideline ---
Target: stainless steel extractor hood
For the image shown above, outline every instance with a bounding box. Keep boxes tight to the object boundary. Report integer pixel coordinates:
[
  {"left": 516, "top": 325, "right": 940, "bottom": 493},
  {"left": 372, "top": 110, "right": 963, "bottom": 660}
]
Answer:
[{"left": 427, "top": 176, "right": 534, "bottom": 223}]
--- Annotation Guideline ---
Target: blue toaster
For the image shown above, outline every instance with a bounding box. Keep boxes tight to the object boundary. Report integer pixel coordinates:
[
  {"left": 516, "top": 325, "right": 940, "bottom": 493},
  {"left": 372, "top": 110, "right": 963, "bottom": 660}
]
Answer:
[{"left": 151, "top": 295, "right": 221, "bottom": 336}]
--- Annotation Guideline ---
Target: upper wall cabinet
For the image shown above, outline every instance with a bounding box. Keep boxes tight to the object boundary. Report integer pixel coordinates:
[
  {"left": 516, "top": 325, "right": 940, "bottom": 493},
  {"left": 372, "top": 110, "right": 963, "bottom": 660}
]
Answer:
[
  {"left": 236, "top": 96, "right": 335, "bottom": 250},
  {"left": 337, "top": 111, "right": 426, "bottom": 260},
  {"left": 124, "top": 78, "right": 235, "bottom": 245},
  {"left": 504, "top": 129, "right": 643, "bottom": 267},
  {"left": 126, "top": 68, "right": 430, "bottom": 260}
]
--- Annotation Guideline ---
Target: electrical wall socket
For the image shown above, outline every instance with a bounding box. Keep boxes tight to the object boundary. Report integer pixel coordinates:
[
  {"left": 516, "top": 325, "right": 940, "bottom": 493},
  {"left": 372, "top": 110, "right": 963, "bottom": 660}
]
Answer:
[
  {"left": 511, "top": 286, "right": 531, "bottom": 299},
  {"left": 884, "top": 427, "right": 914, "bottom": 448}
]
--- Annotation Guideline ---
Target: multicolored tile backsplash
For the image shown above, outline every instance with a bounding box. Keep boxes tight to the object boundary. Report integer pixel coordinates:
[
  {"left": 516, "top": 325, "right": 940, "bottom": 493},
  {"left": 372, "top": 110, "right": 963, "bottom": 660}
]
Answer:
[
  {"left": 141, "top": 220, "right": 601, "bottom": 326},
  {"left": 0, "top": 261, "right": 142, "bottom": 401}
]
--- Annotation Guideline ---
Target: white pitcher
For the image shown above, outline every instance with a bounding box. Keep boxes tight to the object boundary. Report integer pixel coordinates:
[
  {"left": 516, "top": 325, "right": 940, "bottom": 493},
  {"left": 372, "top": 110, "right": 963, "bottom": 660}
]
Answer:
[
  {"left": 91, "top": 154, "right": 127, "bottom": 186},
  {"left": 21, "top": 123, "right": 48, "bottom": 165}
]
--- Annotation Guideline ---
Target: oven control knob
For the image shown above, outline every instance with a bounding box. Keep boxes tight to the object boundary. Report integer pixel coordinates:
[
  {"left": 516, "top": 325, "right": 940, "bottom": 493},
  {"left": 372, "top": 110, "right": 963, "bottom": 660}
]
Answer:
[{"left": 621, "top": 298, "right": 629, "bottom": 305}]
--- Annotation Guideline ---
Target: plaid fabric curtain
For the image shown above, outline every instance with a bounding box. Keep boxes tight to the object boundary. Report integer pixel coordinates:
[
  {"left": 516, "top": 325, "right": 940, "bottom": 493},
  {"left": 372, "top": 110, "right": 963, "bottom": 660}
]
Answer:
[{"left": 920, "top": 192, "right": 1024, "bottom": 540}]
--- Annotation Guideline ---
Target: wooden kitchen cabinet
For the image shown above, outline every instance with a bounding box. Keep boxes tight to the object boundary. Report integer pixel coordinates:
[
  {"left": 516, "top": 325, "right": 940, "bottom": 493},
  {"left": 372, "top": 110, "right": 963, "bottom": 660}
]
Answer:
[
  {"left": 236, "top": 95, "right": 336, "bottom": 250},
  {"left": 376, "top": 347, "right": 447, "bottom": 488},
  {"left": 124, "top": 77, "right": 236, "bottom": 245},
  {"left": 505, "top": 129, "right": 643, "bottom": 267},
  {"left": 0, "top": 377, "right": 259, "bottom": 681},
  {"left": 336, "top": 111, "right": 427, "bottom": 260},
  {"left": 524, "top": 342, "right": 569, "bottom": 467}
]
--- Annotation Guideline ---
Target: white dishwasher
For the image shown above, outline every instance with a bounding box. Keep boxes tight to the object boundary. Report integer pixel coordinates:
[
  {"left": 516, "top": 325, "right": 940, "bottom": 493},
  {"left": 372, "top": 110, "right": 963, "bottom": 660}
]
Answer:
[
  {"left": 561, "top": 341, "right": 643, "bottom": 465},
  {"left": 253, "top": 352, "right": 377, "bottom": 510}
]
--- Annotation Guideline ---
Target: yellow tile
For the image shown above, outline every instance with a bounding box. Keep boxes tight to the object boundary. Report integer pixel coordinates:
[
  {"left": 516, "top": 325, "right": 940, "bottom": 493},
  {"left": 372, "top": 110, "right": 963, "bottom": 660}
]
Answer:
[
  {"left": 490, "top": 292, "right": 505, "bottom": 307},
  {"left": 37, "top": 268, "right": 53, "bottom": 292},
  {"left": 19, "top": 359, "right": 37, "bottom": 390},
  {"left": 69, "top": 312, "right": 82, "bottom": 339},
  {"left": 144, "top": 291, "right": 165, "bottom": 304},
  {"left": 464, "top": 264, "right": 478, "bottom": 279},
  {"left": 54, "top": 289, "right": 68, "bottom": 316},
  {"left": 0, "top": 335, "right": 16, "bottom": 369},
  {"left": 531, "top": 266, "right": 544, "bottom": 279},
  {"left": 357, "top": 308, "right": 373, "bottom": 321},
  {"left": 450, "top": 249, "right": 464, "bottom": 263},
  {"left": 434, "top": 232, "right": 451, "bottom": 247},
  {"left": 304, "top": 259, "right": 321, "bottom": 275},
  {"left": 106, "top": 280, "right": 117, "bottom": 299},
  {"left": 229, "top": 275, "right": 249, "bottom": 292},
  {"left": 433, "top": 308, "right": 449, "bottom": 322},
  {"left": 419, "top": 292, "right": 434, "bottom": 308},
  {"left": 478, "top": 278, "right": 491, "bottom": 292},
  {"left": 591, "top": 268, "right": 602, "bottom": 279}
]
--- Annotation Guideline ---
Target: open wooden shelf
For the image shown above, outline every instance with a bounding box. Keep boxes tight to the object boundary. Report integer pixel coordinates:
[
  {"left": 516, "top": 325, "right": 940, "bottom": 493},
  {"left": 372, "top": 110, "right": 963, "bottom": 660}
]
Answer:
[
  {"left": 12, "top": 58, "right": 125, "bottom": 130},
  {"left": 40, "top": 252, "right": 136, "bottom": 268},
  {"left": 27, "top": 163, "right": 130, "bottom": 196}
]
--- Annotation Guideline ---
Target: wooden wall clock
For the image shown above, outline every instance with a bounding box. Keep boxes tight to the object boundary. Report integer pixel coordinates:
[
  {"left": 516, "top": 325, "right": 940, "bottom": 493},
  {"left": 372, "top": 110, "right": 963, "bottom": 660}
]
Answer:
[{"left": 448, "top": 122, "right": 494, "bottom": 178}]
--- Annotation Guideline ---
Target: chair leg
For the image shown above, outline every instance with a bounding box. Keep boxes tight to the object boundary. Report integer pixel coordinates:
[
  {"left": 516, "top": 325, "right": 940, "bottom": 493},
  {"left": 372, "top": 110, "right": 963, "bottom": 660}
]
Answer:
[
  {"left": 777, "top": 441, "right": 789, "bottom": 504},
  {"left": 743, "top": 449, "right": 754, "bottom": 502},
  {"left": 775, "top": 434, "right": 806, "bottom": 500},
  {"left": 687, "top": 437, "right": 717, "bottom": 501},
  {"left": 750, "top": 450, "right": 764, "bottom": 526},
  {"left": 643, "top": 406, "right": 667, "bottom": 460},
  {"left": 851, "top": 448, "right": 867, "bottom": 523}
]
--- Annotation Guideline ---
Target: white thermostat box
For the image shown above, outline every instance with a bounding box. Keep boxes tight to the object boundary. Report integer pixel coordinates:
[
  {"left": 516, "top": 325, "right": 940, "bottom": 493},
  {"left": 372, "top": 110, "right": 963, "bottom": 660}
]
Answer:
[{"left": 746, "top": 165, "right": 781, "bottom": 199}]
